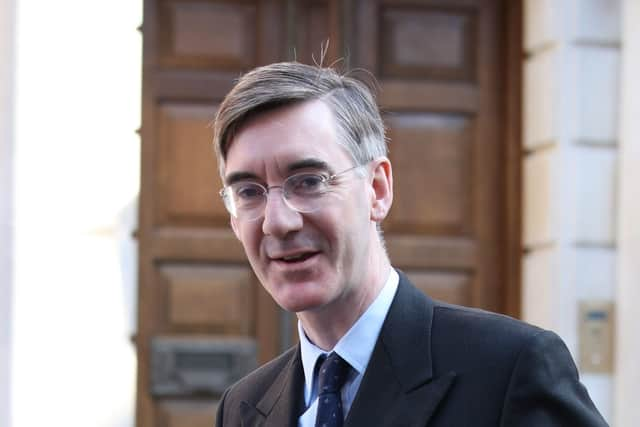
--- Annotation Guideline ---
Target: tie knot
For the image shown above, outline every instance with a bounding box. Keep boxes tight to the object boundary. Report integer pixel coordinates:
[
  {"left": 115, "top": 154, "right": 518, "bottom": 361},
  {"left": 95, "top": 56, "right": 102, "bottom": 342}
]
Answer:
[{"left": 317, "top": 352, "right": 350, "bottom": 395}]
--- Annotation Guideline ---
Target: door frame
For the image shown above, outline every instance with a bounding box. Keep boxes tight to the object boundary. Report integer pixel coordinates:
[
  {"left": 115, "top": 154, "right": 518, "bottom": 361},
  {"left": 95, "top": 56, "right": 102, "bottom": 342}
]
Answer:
[{"left": 502, "top": 0, "right": 523, "bottom": 318}]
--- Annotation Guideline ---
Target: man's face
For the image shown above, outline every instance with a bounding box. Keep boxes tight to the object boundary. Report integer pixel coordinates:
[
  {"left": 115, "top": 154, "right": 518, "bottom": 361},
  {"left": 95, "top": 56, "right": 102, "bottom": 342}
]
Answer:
[{"left": 223, "top": 99, "right": 378, "bottom": 314}]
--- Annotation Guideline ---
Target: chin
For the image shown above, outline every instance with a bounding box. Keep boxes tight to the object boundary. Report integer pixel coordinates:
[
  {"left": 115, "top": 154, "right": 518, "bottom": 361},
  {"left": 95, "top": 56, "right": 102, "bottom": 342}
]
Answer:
[{"left": 274, "top": 286, "right": 330, "bottom": 314}]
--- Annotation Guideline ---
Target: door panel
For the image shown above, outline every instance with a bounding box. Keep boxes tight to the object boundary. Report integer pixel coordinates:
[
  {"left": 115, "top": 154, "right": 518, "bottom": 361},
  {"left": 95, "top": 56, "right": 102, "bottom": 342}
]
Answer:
[
  {"left": 156, "top": 103, "right": 222, "bottom": 227},
  {"left": 138, "top": 0, "right": 518, "bottom": 425},
  {"left": 386, "top": 113, "right": 473, "bottom": 234},
  {"left": 380, "top": 6, "right": 476, "bottom": 81},
  {"left": 409, "top": 270, "right": 472, "bottom": 306},
  {"left": 160, "top": 264, "right": 255, "bottom": 333}
]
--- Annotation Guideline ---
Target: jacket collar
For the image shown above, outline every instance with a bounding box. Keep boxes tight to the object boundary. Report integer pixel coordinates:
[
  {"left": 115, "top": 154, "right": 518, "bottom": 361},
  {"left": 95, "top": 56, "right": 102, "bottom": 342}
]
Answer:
[
  {"left": 344, "top": 270, "right": 456, "bottom": 426},
  {"left": 239, "top": 347, "right": 305, "bottom": 427}
]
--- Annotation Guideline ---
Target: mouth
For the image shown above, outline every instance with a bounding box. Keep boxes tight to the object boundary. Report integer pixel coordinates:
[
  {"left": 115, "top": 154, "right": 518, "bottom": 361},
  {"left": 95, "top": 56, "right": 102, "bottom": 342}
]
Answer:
[{"left": 271, "top": 250, "right": 320, "bottom": 265}]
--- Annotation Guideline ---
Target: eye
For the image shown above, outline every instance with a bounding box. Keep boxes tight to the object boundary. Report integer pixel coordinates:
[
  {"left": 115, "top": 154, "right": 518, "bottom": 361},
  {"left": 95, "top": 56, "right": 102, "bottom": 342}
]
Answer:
[
  {"left": 233, "top": 183, "right": 265, "bottom": 201},
  {"left": 288, "top": 173, "right": 327, "bottom": 195}
]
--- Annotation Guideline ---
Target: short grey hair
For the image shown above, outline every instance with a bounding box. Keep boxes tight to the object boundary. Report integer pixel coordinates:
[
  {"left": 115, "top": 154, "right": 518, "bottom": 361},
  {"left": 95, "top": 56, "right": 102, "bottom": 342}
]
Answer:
[{"left": 213, "top": 62, "right": 387, "bottom": 175}]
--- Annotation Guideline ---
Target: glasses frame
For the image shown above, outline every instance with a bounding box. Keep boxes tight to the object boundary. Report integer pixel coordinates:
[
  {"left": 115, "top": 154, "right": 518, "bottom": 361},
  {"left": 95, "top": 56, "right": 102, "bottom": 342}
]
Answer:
[{"left": 219, "top": 164, "right": 364, "bottom": 221}]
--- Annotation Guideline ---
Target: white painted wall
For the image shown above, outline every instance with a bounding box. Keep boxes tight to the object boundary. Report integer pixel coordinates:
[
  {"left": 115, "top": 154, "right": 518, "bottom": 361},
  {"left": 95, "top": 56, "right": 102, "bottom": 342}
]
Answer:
[
  {"left": 11, "top": 1, "right": 142, "bottom": 426},
  {"left": 0, "top": 0, "right": 16, "bottom": 425},
  {"left": 614, "top": 1, "right": 640, "bottom": 425},
  {"left": 522, "top": 0, "right": 621, "bottom": 422}
]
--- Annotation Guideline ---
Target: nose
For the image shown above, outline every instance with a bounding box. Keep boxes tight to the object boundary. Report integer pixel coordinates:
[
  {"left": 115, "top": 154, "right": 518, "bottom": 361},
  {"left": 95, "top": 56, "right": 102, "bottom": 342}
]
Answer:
[{"left": 261, "top": 187, "right": 303, "bottom": 237}]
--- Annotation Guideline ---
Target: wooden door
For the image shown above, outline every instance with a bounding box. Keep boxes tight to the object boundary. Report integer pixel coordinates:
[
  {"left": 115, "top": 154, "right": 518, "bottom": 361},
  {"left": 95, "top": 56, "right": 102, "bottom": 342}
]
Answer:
[{"left": 136, "top": 0, "right": 521, "bottom": 426}]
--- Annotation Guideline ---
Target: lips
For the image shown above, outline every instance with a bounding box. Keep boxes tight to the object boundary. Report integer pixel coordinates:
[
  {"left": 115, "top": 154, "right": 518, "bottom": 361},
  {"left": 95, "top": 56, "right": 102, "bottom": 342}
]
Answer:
[
  {"left": 280, "top": 252, "right": 316, "bottom": 263},
  {"left": 270, "top": 250, "right": 320, "bottom": 264}
]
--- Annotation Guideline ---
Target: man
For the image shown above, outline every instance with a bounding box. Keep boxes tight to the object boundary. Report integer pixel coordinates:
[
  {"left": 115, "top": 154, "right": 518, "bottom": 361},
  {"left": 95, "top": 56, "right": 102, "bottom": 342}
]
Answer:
[{"left": 213, "top": 62, "right": 607, "bottom": 426}]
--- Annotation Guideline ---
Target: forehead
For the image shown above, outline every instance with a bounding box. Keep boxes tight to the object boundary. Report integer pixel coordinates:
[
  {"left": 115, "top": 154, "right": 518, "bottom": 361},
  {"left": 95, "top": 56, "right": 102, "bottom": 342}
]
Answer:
[{"left": 224, "top": 99, "right": 353, "bottom": 180}]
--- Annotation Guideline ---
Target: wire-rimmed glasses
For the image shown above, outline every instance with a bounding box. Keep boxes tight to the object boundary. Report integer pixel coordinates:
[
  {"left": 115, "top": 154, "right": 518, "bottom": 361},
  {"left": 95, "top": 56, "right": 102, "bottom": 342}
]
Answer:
[{"left": 220, "top": 165, "right": 363, "bottom": 221}]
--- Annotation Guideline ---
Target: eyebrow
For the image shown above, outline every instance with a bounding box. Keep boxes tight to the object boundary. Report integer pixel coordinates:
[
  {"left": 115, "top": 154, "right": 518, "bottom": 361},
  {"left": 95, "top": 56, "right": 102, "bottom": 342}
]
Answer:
[
  {"left": 286, "top": 158, "right": 331, "bottom": 174},
  {"left": 224, "top": 158, "right": 331, "bottom": 186},
  {"left": 224, "top": 171, "right": 260, "bottom": 186}
]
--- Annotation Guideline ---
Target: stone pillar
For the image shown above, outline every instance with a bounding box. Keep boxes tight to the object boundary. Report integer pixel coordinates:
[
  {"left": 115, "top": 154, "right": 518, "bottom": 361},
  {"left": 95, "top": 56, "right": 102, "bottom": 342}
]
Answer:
[
  {"left": 0, "top": 0, "right": 16, "bottom": 425},
  {"left": 614, "top": 1, "right": 640, "bottom": 425},
  {"left": 522, "top": 0, "right": 620, "bottom": 421}
]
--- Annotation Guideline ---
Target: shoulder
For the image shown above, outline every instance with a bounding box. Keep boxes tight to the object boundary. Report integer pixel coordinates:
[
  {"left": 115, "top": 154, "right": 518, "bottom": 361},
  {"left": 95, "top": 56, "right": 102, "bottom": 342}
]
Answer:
[
  {"left": 430, "top": 300, "right": 552, "bottom": 366},
  {"left": 392, "top": 270, "right": 552, "bottom": 366},
  {"left": 396, "top": 270, "right": 545, "bottom": 355},
  {"left": 433, "top": 300, "right": 544, "bottom": 342}
]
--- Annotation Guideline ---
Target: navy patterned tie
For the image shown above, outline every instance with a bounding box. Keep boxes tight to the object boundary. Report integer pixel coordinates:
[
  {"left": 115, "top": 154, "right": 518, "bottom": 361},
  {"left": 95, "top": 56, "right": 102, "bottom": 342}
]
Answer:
[{"left": 315, "top": 352, "right": 350, "bottom": 427}]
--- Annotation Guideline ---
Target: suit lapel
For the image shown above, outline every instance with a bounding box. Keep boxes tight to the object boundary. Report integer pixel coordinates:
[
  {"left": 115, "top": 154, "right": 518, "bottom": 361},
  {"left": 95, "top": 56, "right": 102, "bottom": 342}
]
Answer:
[
  {"left": 345, "top": 271, "right": 456, "bottom": 427},
  {"left": 239, "top": 346, "right": 305, "bottom": 427}
]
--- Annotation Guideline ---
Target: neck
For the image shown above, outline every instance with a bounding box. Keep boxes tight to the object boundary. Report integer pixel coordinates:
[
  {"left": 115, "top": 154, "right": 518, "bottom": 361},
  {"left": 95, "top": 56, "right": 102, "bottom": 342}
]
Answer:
[{"left": 297, "top": 253, "right": 392, "bottom": 351}]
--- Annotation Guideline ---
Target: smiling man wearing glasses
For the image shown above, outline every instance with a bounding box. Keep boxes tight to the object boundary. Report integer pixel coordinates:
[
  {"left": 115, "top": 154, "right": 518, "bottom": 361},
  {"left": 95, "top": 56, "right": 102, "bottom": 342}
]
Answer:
[{"left": 213, "top": 62, "right": 606, "bottom": 427}]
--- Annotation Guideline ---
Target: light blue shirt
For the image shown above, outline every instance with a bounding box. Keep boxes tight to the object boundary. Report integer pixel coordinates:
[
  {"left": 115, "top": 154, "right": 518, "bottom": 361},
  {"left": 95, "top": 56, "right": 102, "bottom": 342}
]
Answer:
[{"left": 297, "top": 269, "right": 399, "bottom": 427}]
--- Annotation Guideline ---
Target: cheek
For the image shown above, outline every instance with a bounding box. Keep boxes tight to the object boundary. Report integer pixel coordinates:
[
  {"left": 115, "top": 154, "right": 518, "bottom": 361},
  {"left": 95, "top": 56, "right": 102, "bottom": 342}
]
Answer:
[
  {"left": 236, "top": 224, "right": 261, "bottom": 256},
  {"left": 323, "top": 203, "right": 366, "bottom": 250}
]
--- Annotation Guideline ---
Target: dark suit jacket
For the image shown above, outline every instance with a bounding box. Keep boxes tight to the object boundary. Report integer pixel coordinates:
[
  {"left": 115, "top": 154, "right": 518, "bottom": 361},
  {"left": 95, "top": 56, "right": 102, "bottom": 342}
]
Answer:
[{"left": 216, "top": 270, "right": 607, "bottom": 426}]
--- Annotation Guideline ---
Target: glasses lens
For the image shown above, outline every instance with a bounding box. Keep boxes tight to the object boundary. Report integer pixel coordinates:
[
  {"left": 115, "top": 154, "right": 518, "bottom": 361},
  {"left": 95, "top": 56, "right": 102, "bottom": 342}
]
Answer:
[
  {"left": 229, "top": 182, "right": 266, "bottom": 220},
  {"left": 284, "top": 173, "right": 329, "bottom": 213}
]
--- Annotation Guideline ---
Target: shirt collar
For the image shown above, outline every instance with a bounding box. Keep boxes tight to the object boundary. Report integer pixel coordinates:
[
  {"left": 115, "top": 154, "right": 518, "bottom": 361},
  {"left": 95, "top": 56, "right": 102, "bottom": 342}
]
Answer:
[{"left": 298, "top": 268, "right": 399, "bottom": 401}]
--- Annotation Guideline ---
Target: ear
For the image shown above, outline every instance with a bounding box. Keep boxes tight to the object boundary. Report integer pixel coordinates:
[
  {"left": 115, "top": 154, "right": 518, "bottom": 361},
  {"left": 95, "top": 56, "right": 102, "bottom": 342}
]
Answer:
[
  {"left": 369, "top": 157, "right": 393, "bottom": 222},
  {"left": 230, "top": 216, "right": 241, "bottom": 240}
]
